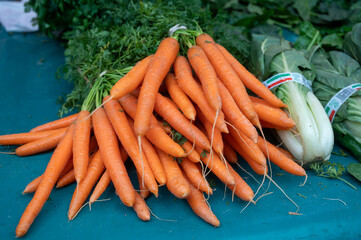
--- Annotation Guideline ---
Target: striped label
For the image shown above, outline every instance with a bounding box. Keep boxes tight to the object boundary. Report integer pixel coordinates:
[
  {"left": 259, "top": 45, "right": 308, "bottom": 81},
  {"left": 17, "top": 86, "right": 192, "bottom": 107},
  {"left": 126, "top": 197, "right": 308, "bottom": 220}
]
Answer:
[
  {"left": 325, "top": 83, "right": 361, "bottom": 123},
  {"left": 263, "top": 72, "right": 313, "bottom": 92}
]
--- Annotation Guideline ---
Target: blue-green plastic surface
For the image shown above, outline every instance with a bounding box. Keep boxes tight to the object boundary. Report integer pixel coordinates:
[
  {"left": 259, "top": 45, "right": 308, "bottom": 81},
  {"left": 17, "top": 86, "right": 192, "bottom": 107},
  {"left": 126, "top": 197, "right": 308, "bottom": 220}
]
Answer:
[{"left": 0, "top": 25, "right": 361, "bottom": 239}]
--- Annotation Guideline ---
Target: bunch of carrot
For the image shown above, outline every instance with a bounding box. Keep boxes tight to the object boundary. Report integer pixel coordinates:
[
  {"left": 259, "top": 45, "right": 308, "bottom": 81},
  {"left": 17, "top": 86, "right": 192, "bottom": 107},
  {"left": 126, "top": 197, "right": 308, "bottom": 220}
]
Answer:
[{"left": 0, "top": 27, "right": 307, "bottom": 237}]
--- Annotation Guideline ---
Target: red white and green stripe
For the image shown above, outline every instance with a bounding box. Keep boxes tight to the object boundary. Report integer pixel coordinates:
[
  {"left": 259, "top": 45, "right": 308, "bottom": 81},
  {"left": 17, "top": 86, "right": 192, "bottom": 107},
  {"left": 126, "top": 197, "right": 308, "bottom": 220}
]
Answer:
[
  {"left": 325, "top": 83, "right": 361, "bottom": 123},
  {"left": 263, "top": 72, "right": 313, "bottom": 91}
]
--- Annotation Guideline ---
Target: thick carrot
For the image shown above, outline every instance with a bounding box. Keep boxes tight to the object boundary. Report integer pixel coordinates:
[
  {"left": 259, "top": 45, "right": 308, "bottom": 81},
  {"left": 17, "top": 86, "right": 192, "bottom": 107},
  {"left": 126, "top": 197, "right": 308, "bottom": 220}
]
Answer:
[
  {"left": 180, "top": 157, "right": 212, "bottom": 194},
  {"left": 196, "top": 147, "right": 235, "bottom": 186},
  {"left": 103, "top": 96, "right": 158, "bottom": 196},
  {"left": 197, "top": 108, "right": 223, "bottom": 154},
  {"left": 187, "top": 46, "right": 221, "bottom": 112},
  {"left": 226, "top": 164, "right": 254, "bottom": 202},
  {"left": 92, "top": 107, "right": 135, "bottom": 207},
  {"left": 257, "top": 136, "right": 306, "bottom": 176},
  {"left": 0, "top": 127, "right": 67, "bottom": 145},
  {"left": 29, "top": 113, "right": 78, "bottom": 133},
  {"left": 15, "top": 128, "right": 67, "bottom": 156},
  {"left": 137, "top": 172, "right": 150, "bottom": 199},
  {"left": 157, "top": 148, "right": 191, "bottom": 199},
  {"left": 216, "top": 43, "right": 286, "bottom": 108},
  {"left": 182, "top": 171, "right": 220, "bottom": 227},
  {"left": 68, "top": 151, "right": 105, "bottom": 220},
  {"left": 217, "top": 79, "right": 258, "bottom": 143},
  {"left": 165, "top": 73, "right": 196, "bottom": 121},
  {"left": 133, "top": 191, "right": 150, "bottom": 221},
  {"left": 119, "top": 93, "right": 185, "bottom": 157},
  {"left": 110, "top": 55, "right": 153, "bottom": 99},
  {"left": 223, "top": 140, "right": 238, "bottom": 164},
  {"left": 134, "top": 37, "right": 179, "bottom": 136},
  {"left": 174, "top": 56, "right": 227, "bottom": 133},
  {"left": 196, "top": 34, "right": 259, "bottom": 127},
  {"left": 16, "top": 124, "right": 75, "bottom": 237},
  {"left": 154, "top": 94, "right": 210, "bottom": 151},
  {"left": 73, "top": 110, "right": 92, "bottom": 183},
  {"left": 181, "top": 140, "right": 200, "bottom": 163}
]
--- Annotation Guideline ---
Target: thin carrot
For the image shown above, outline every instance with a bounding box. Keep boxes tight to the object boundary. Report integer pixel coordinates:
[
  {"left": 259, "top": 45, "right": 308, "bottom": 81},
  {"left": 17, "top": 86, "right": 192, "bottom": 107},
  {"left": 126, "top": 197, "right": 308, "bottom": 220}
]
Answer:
[
  {"left": 119, "top": 93, "right": 185, "bottom": 157},
  {"left": 132, "top": 191, "right": 150, "bottom": 221},
  {"left": 260, "top": 120, "right": 292, "bottom": 130},
  {"left": 181, "top": 140, "right": 200, "bottom": 163},
  {"left": 277, "top": 146, "right": 295, "bottom": 160},
  {"left": 154, "top": 93, "right": 210, "bottom": 151},
  {"left": 137, "top": 172, "right": 150, "bottom": 199},
  {"left": 196, "top": 34, "right": 260, "bottom": 127},
  {"left": 73, "top": 110, "right": 92, "bottom": 184},
  {"left": 216, "top": 43, "right": 286, "bottom": 108},
  {"left": 180, "top": 157, "right": 212, "bottom": 194},
  {"left": 89, "top": 171, "right": 110, "bottom": 204},
  {"left": 157, "top": 148, "right": 191, "bottom": 199},
  {"left": 226, "top": 164, "right": 254, "bottom": 202},
  {"left": 56, "top": 169, "right": 75, "bottom": 188},
  {"left": 92, "top": 107, "right": 135, "bottom": 207},
  {"left": 182, "top": 171, "right": 220, "bottom": 227},
  {"left": 15, "top": 128, "right": 68, "bottom": 157},
  {"left": 134, "top": 37, "right": 179, "bottom": 136},
  {"left": 103, "top": 96, "right": 158, "bottom": 196},
  {"left": 158, "top": 120, "right": 172, "bottom": 134},
  {"left": 174, "top": 56, "right": 228, "bottom": 133},
  {"left": 29, "top": 113, "right": 78, "bottom": 133},
  {"left": 16, "top": 124, "right": 75, "bottom": 237},
  {"left": 0, "top": 127, "right": 67, "bottom": 145},
  {"left": 223, "top": 140, "right": 238, "bottom": 164},
  {"left": 165, "top": 73, "right": 196, "bottom": 121},
  {"left": 110, "top": 55, "right": 153, "bottom": 99},
  {"left": 68, "top": 151, "right": 105, "bottom": 220},
  {"left": 257, "top": 136, "right": 306, "bottom": 176},
  {"left": 197, "top": 108, "right": 223, "bottom": 154}
]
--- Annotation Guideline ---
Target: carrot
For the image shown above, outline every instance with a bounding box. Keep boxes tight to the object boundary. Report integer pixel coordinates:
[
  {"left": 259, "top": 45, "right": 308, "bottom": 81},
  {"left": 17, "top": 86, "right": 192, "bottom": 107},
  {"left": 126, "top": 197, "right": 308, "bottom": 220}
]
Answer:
[
  {"left": 197, "top": 108, "right": 223, "bottom": 154},
  {"left": 260, "top": 120, "right": 292, "bottom": 130},
  {"left": 132, "top": 191, "right": 151, "bottom": 221},
  {"left": 119, "top": 93, "right": 185, "bottom": 157},
  {"left": 15, "top": 128, "right": 67, "bottom": 156},
  {"left": 196, "top": 34, "right": 260, "bottom": 127},
  {"left": 224, "top": 134, "right": 267, "bottom": 175},
  {"left": 0, "top": 127, "right": 67, "bottom": 145},
  {"left": 187, "top": 46, "right": 221, "bottom": 112},
  {"left": 180, "top": 157, "right": 212, "bottom": 194},
  {"left": 174, "top": 56, "right": 228, "bottom": 133},
  {"left": 228, "top": 126, "right": 266, "bottom": 166},
  {"left": 216, "top": 43, "right": 286, "bottom": 108},
  {"left": 223, "top": 140, "right": 238, "bottom": 164},
  {"left": 277, "top": 146, "right": 295, "bottom": 160},
  {"left": 217, "top": 79, "right": 258, "bottom": 143},
  {"left": 226, "top": 164, "right": 254, "bottom": 202},
  {"left": 165, "top": 73, "right": 196, "bottom": 121},
  {"left": 137, "top": 172, "right": 150, "bottom": 199},
  {"left": 196, "top": 146, "right": 235, "bottom": 186},
  {"left": 92, "top": 107, "right": 135, "bottom": 207},
  {"left": 68, "top": 151, "right": 105, "bottom": 220},
  {"left": 56, "top": 169, "right": 75, "bottom": 188},
  {"left": 157, "top": 148, "right": 191, "bottom": 199},
  {"left": 182, "top": 171, "right": 220, "bottom": 227},
  {"left": 29, "top": 113, "right": 78, "bottom": 133},
  {"left": 103, "top": 96, "right": 158, "bottom": 196},
  {"left": 16, "top": 124, "right": 75, "bottom": 237},
  {"left": 181, "top": 140, "right": 200, "bottom": 163},
  {"left": 257, "top": 136, "right": 306, "bottom": 176},
  {"left": 134, "top": 37, "right": 179, "bottom": 136},
  {"left": 154, "top": 93, "right": 211, "bottom": 151},
  {"left": 89, "top": 171, "right": 110, "bottom": 204},
  {"left": 158, "top": 120, "right": 172, "bottom": 134},
  {"left": 73, "top": 110, "right": 92, "bottom": 184},
  {"left": 110, "top": 55, "right": 153, "bottom": 99}
]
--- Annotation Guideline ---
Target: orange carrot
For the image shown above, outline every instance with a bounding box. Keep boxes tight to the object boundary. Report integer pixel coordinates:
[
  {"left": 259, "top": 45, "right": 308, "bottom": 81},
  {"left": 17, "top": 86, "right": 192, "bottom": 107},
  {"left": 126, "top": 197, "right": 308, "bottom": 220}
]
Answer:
[
  {"left": 257, "top": 136, "right": 306, "bottom": 176},
  {"left": 73, "top": 110, "right": 92, "bottom": 183},
  {"left": 180, "top": 157, "right": 212, "bottom": 194},
  {"left": 132, "top": 191, "right": 150, "bottom": 221},
  {"left": 137, "top": 172, "right": 150, "bottom": 199},
  {"left": 0, "top": 127, "right": 67, "bottom": 145},
  {"left": 157, "top": 148, "right": 191, "bottom": 199},
  {"left": 223, "top": 140, "right": 238, "bottom": 164},
  {"left": 277, "top": 146, "right": 295, "bottom": 160},
  {"left": 226, "top": 164, "right": 254, "bottom": 201},
  {"left": 16, "top": 124, "right": 75, "bottom": 237},
  {"left": 103, "top": 96, "right": 158, "bottom": 196},
  {"left": 187, "top": 46, "right": 221, "bottom": 112},
  {"left": 119, "top": 93, "right": 185, "bottom": 157},
  {"left": 154, "top": 93, "right": 210, "bottom": 151},
  {"left": 15, "top": 128, "right": 67, "bottom": 156},
  {"left": 92, "top": 107, "right": 135, "bottom": 207},
  {"left": 197, "top": 108, "right": 223, "bottom": 154},
  {"left": 110, "top": 55, "right": 153, "bottom": 99},
  {"left": 174, "top": 56, "right": 228, "bottom": 133},
  {"left": 134, "top": 37, "right": 179, "bottom": 136},
  {"left": 56, "top": 169, "right": 75, "bottom": 188},
  {"left": 29, "top": 113, "right": 78, "bottom": 133},
  {"left": 196, "top": 34, "right": 260, "bottom": 127},
  {"left": 158, "top": 120, "right": 172, "bottom": 134},
  {"left": 216, "top": 43, "right": 286, "bottom": 108},
  {"left": 182, "top": 171, "right": 220, "bottom": 227},
  {"left": 181, "top": 140, "right": 200, "bottom": 163},
  {"left": 165, "top": 73, "right": 196, "bottom": 121},
  {"left": 260, "top": 120, "right": 292, "bottom": 130}
]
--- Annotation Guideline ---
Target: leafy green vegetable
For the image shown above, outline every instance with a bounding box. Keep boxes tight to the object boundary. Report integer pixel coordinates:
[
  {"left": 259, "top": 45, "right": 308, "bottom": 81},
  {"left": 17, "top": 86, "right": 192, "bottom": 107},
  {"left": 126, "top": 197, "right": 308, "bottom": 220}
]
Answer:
[
  {"left": 347, "top": 163, "right": 361, "bottom": 182},
  {"left": 343, "top": 23, "right": 361, "bottom": 64}
]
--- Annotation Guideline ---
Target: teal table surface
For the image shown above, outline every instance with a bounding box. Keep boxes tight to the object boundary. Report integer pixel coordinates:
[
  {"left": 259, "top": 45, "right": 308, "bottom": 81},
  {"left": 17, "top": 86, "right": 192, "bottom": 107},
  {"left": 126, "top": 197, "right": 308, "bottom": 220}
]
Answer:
[{"left": 0, "top": 25, "right": 360, "bottom": 240}]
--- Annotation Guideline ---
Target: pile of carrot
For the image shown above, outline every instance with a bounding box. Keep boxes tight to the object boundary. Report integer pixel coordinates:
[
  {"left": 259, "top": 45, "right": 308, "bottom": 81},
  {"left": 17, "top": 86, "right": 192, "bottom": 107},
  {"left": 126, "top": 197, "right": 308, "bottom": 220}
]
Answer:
[{"left": 0, "top": 28, "right": 307, "bottom": 237}]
